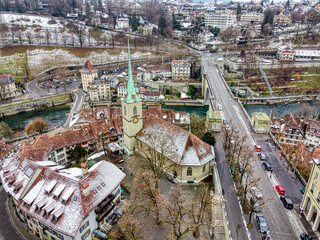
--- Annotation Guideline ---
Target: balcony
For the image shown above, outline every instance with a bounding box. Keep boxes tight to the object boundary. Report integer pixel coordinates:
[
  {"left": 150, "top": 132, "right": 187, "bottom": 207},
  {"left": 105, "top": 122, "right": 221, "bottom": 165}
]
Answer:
[
  {"left": 95, "top": 194, "right": 115, "bottom": 215},
  {"left": 96, "top": 203, "right": 116, "bottom": 222}
]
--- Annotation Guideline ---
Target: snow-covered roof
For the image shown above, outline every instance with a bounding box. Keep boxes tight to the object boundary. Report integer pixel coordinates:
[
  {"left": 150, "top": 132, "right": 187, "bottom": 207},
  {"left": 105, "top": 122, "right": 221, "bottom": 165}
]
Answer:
[
  {"left": 137, "top": 115, "right": 215, "bottom": 166},
  {"left": 16, "top": 161, "right": 125, "bottom": 238}
]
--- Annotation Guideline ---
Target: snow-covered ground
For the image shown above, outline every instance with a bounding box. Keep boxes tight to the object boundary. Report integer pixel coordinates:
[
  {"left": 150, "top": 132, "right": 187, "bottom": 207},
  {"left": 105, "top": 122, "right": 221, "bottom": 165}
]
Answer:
[{"left": 87, "top": 151, "right": 105, "bottom": 160}]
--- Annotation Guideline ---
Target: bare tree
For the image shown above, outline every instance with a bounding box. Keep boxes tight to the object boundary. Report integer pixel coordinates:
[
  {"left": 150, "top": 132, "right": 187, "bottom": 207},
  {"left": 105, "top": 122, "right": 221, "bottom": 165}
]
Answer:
[
  {"left": 26, "top": 31, "right": 33, "bottom": 45},
  {"left": 75, "top": 24, "right": 86, "bottom": 47},
  {"left": 45, "top": 29, "right": 51, "bottom": 45},
  {"left": 294, "top": 103, "right": 313, "bottom": 118},
  {"left": 219, "top": 26, "right": 237, "bottom": 52}
]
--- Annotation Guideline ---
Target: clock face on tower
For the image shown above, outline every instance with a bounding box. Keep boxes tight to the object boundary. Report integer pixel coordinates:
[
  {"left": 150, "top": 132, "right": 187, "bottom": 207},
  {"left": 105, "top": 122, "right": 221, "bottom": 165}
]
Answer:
[{"left": 133, "top": 117, "right": 139, "bottom": 124}]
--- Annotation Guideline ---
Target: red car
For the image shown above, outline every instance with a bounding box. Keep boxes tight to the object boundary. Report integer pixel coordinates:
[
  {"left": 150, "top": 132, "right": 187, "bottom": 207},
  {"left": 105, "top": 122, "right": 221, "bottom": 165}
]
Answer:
[
  {"left": 254, "top": 145, "right": 262, "bottom": 152},
  {"left": 275, "top": 185, "right": 285, "bottom": 195}
]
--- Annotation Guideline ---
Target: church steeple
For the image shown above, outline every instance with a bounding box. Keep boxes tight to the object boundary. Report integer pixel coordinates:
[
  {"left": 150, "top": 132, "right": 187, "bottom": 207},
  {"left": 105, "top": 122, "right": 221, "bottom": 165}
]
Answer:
[{"left": 124, "top": 38, "right": 139, "bottom": 102}]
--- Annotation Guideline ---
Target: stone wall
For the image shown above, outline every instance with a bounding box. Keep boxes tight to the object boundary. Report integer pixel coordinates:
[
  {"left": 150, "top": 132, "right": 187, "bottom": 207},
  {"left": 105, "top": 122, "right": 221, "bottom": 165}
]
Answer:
[{"left": 0, "top": 93, "right": 72, "bottom": 117}]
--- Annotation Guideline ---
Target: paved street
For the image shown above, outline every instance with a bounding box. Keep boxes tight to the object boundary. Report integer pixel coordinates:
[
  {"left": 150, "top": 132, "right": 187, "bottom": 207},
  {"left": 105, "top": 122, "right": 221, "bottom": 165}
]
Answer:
[
  {"left": 0, "top": 187, "right": 24, "bottom": 240},
  {"left": 202, "top": 53, "right": 302, "bottom": 240},
  {"left": 65, "top": 90, "right": 86, "bottom": 129}
]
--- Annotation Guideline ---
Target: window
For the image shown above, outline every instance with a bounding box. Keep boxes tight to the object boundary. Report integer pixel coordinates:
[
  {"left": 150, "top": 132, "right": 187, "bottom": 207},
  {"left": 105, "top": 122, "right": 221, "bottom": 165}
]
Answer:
[
  {"left": 124, "top": 106, "right": 126, "bottom": 116},
  {"left": 318, "top": 192, "right": 320, "bottom": 203},
  {"left": 81, "top": 229, "right": 91, "bottom": 240},
  {"left": 315, "top": 173, "right": 319, "bottom": 181},
  {"left": 133, "top": 106, "right": 137, "bottom": 116},
  {"left": 311, "top": 184, "right": 315, "bottom": 194},
  {"left": 202, "top": 164, "right": 206, "bottom": 173},
  {"left": 187, "top": 167, "right": 192, "bottom": 176},
  {"left": 79, "top": 221, "right": 89, "bottom": 233}
]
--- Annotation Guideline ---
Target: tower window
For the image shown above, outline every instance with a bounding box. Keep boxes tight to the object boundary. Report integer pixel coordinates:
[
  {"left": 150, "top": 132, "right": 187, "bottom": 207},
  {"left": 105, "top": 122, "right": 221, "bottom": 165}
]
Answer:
[
  {"left": 187, "top": 167, "right": 192, "bottom": 176},
  {"left": 133, "top": 106, "right": 137, "bottom": 116},
  {"left": 124, "top": 106, "right": 126, "bottom": 116}
]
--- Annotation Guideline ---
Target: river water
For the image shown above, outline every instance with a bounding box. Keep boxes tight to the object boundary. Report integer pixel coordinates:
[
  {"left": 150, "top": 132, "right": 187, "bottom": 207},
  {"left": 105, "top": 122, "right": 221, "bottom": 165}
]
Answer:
[
  {"left": 1, "top": 101, "right": 318, "bottom": 133},
  {"left": 1, "top": 105, "right": 70, "bottom": 132}
]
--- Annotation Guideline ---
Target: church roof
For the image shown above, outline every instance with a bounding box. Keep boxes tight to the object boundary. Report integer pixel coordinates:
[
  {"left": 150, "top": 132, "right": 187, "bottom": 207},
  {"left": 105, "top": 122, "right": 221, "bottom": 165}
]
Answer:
[
  {"left": 136, "top": 115, "right": 214, "bottom": 166},
  {"left": 123, "top": 39, "right": 140, "bottom": 103}
]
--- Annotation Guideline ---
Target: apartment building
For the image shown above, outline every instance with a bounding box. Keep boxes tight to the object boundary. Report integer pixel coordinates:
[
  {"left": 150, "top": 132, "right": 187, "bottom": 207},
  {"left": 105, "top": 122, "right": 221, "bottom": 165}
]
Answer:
[
  {"left": 0, "top": 74, "right": 17, "bottom": 99},
  {"left": 88, "top": 79, "right": 111, "bottom": 102},
  {"left": 301, "top": 159, "right": 320, "bottom": 232},
  {"left": 80, "top": 60, "right": 98, "bottom": 92},
  {"left": 115, "top": 18, "right": 129, "bottom": 31},
  {"left": 171, "top": 60, "right": 191, "bottom": 81},
  {"left": 240, "top": 13, "right": 264, "bottom": 23},
  {"left": 0, "top": 148, "right": 125, "bottom": 240},
  {"left": 204, "top": 12, "right": 236, "bottom": 29}
]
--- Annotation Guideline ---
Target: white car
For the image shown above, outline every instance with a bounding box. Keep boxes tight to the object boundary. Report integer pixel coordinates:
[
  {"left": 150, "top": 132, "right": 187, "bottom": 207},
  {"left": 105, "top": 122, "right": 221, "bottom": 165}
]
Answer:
[
  {"left": 218, "top": 104, "right": 222, "bottom": 110},
  {"left": 250, "top": 187, "right": 263, "bottom": 199}
]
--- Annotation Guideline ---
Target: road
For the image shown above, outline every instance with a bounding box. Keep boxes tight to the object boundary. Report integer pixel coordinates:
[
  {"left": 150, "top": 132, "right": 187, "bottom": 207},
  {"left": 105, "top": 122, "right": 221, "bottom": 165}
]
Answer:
[
  {"left": 64, "top": 90, "right": 86, "bottom": 129},
  {"left": 202, "top": 53, "right": 302, "bottom": 240},
  {"left": 0, "top": 187, "right": 24, "bottom": 240}
]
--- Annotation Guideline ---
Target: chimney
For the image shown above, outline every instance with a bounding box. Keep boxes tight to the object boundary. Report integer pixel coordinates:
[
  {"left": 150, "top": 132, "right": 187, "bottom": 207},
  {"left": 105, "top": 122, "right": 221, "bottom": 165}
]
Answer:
[{"left": 81, "top": 162, "right": 88, "bottom": 175}]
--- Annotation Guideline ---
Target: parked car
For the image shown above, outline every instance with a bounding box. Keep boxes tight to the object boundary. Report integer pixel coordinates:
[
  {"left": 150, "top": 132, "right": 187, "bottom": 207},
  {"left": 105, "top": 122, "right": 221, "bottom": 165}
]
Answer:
[
  {"left": 223, "top": 119, "right": 228, "bottom": 125},
  {"left": 275, "top": 185, "right": 285, "bottom": 195},
  {"left": 238, "top": 162, "right": 243, "bottom": 173},
  {"left": 262, "top": 161, "right": 272, "bottom": 171},
  {"left": 256, "top": 214, "right": 269, "bottom": 234},
  {"left": 167, "top": 175, "right": 175, "bottom": 183},
  {"left": 250, "top": 197, "right": 262, "bottom": 213},
  {"left": 250, "top": 187, "right": 263, "bottom": 199},
  {"left": 280, "top": 195, "right": 293, "bottom": 209},
  {"left": 258, "top": 153, "right": 266, "bottom": 161},
  {"left": 300, "top": 233, "right": 312, "bottom": 240},
  {"left": 254, "top": 145, "right": 262, "bottom": 152},
  {"left": 218, "top": 104, "right": 222, "bottom": 110}
]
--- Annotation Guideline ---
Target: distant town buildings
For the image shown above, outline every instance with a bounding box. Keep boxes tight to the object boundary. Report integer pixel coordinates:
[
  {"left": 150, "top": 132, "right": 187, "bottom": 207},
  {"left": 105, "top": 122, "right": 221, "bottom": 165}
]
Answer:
[
  {"left": 171, "top": 60, "right": 191, "bottom": 81},
  {"left": 277, "top": 45, "right": 320, "bottom": 61},
  {"left": 0, "top": 74, "right": 17, "bottom": 99},
  {"left": 115, "top": 18, "right": 129, "bottom": 31},
  {"left": 240, "top": 12, "right": 264, "bottom": 23},
  {"left": 204, "top": 12, "right": 237, "bottom": 29},
  {"left": 80, "top": 60, "right": 98, "bottom": 92}
]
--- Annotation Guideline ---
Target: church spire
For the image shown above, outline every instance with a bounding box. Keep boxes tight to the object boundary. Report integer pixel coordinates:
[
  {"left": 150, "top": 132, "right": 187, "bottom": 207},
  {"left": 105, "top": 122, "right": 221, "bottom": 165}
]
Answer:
[{"left": 124, "top": 37, "right": 139, "bottom": 102}]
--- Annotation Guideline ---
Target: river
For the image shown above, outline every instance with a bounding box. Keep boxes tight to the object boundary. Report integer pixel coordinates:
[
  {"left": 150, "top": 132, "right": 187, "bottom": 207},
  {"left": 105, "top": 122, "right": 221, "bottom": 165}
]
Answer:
[{"left": 1, "top": 105, "right": 70, "bottom": 132}]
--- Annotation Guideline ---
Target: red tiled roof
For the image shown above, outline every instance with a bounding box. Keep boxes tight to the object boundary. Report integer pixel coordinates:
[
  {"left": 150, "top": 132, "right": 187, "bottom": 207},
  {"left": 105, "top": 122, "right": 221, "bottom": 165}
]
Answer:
[{"left": 80, "top": 60, "right": 98, "bottom": 73}]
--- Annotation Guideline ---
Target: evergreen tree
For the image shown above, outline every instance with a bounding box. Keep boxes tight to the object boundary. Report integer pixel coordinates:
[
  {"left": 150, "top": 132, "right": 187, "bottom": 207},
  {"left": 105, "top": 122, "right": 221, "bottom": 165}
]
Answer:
[
  {"left": 85, "top": 2, "right": 91, "bottom": 19},
  {"left": 72, "top": 0, "right": 77, "bottom": 10},
  {"left": 131, "top": 13, "right": 138, "bottom": 32},
  {"left": 285, "top": 0, "right": 290, "bottom": 8},
  {"left": 201, "top": 132, "right": 216, "bottom": 146},
  {"left": 158, "top": 14, "right": 166, "bottom": 35},
  {"left": 172, "top": 13, "right": 181, "bottom": 30},
  {"left": 237, "top": 4, "right": 242, "bottom": 15}
]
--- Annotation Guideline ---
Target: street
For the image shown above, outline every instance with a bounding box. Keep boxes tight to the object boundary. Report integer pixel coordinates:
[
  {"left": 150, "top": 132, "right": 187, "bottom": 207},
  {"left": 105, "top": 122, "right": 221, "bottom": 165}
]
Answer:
[{"left": 202, "top": 53, "right": 303, "bottom": 240}]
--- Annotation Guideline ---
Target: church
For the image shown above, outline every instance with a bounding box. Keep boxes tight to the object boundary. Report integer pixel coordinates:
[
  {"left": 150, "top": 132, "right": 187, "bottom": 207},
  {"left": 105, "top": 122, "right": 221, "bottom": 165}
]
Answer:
[{"left": 121, "top": 40, "right": 215, "bottom": 183}]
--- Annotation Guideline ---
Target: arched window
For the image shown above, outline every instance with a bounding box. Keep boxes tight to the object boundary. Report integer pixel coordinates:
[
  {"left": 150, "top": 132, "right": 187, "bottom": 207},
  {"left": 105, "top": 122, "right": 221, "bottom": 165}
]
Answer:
[
  {"left": 133, "top": 106, "right": 137, "bottom": 116},
  {"left": 187, "top": 167, "right": 192, "bottom": 176},
  {"left": 124, "top": 106, "right": 126, "bottom": 116}
]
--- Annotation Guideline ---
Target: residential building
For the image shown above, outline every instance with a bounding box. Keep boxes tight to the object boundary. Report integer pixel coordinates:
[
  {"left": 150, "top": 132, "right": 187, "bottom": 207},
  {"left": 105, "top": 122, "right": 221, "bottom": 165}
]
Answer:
[
  {"left": 0, "top": 147, "right": 125, "bottom": 240},
  {"left": 301, "top": 159, "right": 320, "bottom": 233},
  {"left": 143, "top": 24, "right": 154, "bottom": 35},
  {"left": 251, "top": 112, "right": 272, "bottom": 134},
  {"left": 277, "top": 45, "right": 320, "bottom": 61},
  {"left": 171, "top": 60, "right": 191, "bottom": 81},
  {"left": 0, "top": 74, "right": 17, "bottom": 99},
  {"left": 197, "top": 31, "right": 215, "bottom": 43},
  {"left": 240, "top": 12, "right": 264, "bottom": 23},
  {"left": 274, "top": 10, "right": 292, "bottom": 26},
  {"left": 271, "top": 113, "right": 305, "bottom": 145},
  {"left": 80, "top": 60, "right": 98, "bottom": 92},
  {"left": 117, "top": 82, "right": 139, "bottom": 97},
  {"left": 204, "top": 12, "right": 237, "bottom": 29},
  {"left": 88, "top": 79, "right": 111, "bottom": 102},
  {"left": 304, "top": 119, "right": 320, "bottom": 147},
  {"left": 206, "top": 110, "right": 222, "bottom": 132},
  {"left": 142, "top": 90, "right": 161, "bottom": 100},
  {"left": 115, "top": 18, "right": 129, "bottom": 31}
]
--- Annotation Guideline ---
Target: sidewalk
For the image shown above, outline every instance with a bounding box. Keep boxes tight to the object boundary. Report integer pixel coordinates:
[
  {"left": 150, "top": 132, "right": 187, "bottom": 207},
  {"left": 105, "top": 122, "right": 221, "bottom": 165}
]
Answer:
[
  {"left": 7, "top": 196, "right": 39, "bottom": 240},
  {"left": 295, "top": 208, "right": 318, "bottom": 239}
]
